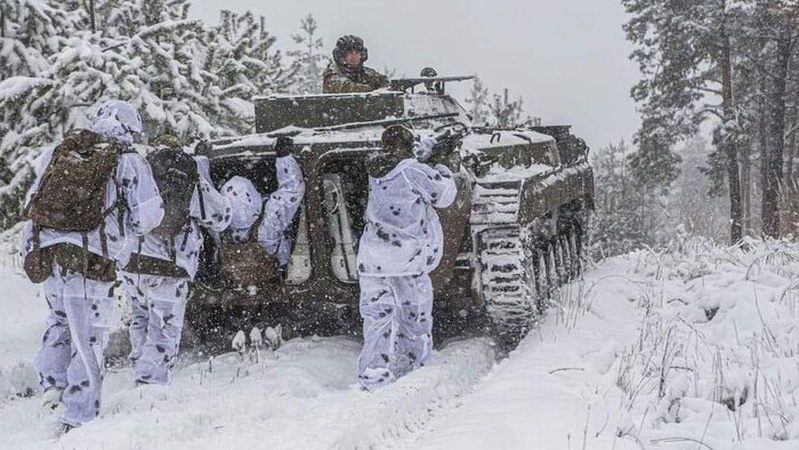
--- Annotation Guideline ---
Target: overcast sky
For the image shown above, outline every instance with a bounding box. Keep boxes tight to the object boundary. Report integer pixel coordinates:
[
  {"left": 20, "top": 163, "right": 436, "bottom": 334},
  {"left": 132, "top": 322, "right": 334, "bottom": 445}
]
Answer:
[{"left": 189, "top": 0, "right": 640, "bottom": 150}]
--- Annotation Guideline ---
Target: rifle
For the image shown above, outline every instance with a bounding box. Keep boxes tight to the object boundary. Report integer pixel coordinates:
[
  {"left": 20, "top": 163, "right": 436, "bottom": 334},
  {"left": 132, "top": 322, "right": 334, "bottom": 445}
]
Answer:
[{"left": 424, "top": 123, "right": 470, "bottom": 168}]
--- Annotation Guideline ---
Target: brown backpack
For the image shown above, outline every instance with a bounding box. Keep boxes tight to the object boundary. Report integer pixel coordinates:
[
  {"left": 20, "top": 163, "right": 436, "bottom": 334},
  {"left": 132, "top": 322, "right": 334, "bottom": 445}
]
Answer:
[
  {"left": 23, "top": 129, "right": 130, "bottom": 283},
  {"left": 218, "top": 214, "right": 280, "bottom": 287},
  {"left": 26, "top": 129, "right": 126, "bottom": 232}
]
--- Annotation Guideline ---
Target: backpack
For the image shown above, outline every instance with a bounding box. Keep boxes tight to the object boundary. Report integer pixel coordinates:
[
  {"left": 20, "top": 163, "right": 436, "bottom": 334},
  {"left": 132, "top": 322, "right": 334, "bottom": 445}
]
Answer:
[
  {"left": 26, "top": 129, "right": 125, "bottom": 232},
  {"left": 146, "top": 146, "right": 200, "bottom": 242},
  {"left": 218, "top": 214, "right": 280, "bottom": 287},
  {"left": 24, "top": 129, "right": 129, "bottom": 283}
]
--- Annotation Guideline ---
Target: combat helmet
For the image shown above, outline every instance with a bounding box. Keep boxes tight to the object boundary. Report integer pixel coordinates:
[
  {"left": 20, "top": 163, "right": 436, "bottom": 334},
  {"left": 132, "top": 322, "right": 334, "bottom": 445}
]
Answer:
[
  {"left": 367, "top": 125, "right": 414, "bottom": 178},
  {"left": 333, "top": 35, "right": 368, "bottom": 68},
  {"left": 381, "top": 124, "right": 414, "bottom": 155}
]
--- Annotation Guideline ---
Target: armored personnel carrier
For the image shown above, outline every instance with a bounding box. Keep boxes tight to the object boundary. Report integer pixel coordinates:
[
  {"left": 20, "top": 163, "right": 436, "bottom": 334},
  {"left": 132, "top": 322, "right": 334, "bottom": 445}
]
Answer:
[{"left": 191, "top": 76, "right": 594, "bottom": 348}]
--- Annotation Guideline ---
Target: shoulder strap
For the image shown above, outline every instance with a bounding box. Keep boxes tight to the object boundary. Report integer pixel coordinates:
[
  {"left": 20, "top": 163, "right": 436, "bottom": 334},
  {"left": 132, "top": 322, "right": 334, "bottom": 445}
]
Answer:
[
  {"left": 197, "top": 181, "right": 207, "bottom": 221},
  {"left": 178, "top": 180, "right": 205, "bottom": 253},
  {"left": 102, "top": 151, "right": 127, "bottom": 237},
  {"left": 248, "top": 200, "right": 268, "bottom": 243}
]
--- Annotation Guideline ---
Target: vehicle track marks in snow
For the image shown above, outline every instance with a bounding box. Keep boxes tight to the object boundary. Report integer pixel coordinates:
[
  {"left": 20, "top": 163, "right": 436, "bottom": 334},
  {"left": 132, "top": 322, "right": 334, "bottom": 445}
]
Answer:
[
  {"left": 331, "top": 338, "right": 495, "bottom": 449},
  {"left": 2, "top": 336, "right": 495, "bottom": 449}
]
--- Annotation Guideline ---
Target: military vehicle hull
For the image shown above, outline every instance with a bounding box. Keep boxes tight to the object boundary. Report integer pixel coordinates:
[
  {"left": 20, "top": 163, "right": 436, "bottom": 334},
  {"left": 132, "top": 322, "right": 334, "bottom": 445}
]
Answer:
[{"left": 191, "top": 87, "right": 594, "bottom": 348}]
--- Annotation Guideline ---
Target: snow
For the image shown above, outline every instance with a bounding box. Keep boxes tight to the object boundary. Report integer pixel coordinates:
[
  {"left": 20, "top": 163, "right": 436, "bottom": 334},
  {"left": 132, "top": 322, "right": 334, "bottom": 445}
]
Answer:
[
  {"left": 0, "top": 76, "right": 50, "bottom": 102},
  {"left": 477, "top": 162, "right": 553, "bottom": 182},
  {"left": 2, "top": 231, "right": 799, "bottom": 449}
]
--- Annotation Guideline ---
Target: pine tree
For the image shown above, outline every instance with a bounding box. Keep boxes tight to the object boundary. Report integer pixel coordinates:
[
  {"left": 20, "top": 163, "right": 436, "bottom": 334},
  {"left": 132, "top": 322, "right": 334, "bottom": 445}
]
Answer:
[
  {"left": 489, "top": 88, "right": 531, "bottom": 129},
  {"left": 590, "top": 141, "right": 652, "bottom": 257},
  {"left": 623, "top": 0, "right": 748, "bottom": 243},
  {"left": 464, "top": 76, "right": 490, "bottom": 126},
  {"left": 0, "top": 0, "right": 83, "bottom": 228},
  {"left": 749, "top": 3, "right": 799, "bottom": 237},
  {"left": 288, "top": 14, "right": 324, "bottom": 95},
  {"left": 0, "top": 1, "right": 59, "bottom": 79},
  {"left": 128, "top": 18, "right": 216, "bottom": 137},
  {"left": 669, "top": 137, "right": 729, "bottom": 241},
  {"left": 207, "top": 9, "right": 293, "bottom": 132}
]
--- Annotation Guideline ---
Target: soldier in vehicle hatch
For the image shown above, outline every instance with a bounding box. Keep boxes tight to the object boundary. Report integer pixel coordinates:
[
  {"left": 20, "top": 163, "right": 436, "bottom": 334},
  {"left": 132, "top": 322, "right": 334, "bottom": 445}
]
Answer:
[{"left": 323, "top": 35, "right": 389, "bottom": 94}]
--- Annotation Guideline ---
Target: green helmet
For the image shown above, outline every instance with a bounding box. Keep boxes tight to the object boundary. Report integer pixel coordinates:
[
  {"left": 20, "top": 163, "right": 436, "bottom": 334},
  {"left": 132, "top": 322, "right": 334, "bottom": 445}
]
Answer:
[
  {"left": 333, "top": 35, "right": 368, "bottom": 67},
  {"left": 151, "top": 134, "right": 182, "bottom": 150},
  {"left": 381, "top": 125, "right": 414, "bottom": 155}
]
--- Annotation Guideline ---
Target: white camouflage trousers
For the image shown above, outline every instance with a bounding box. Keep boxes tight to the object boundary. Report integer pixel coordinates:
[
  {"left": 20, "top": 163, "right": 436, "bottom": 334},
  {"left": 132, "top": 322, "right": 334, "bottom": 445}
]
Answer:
[
  {"left": 34, "top": 263, "right": 114, "bottom": 426},
  {"left": 119, "top": 272, "right": 189, "bottom": 385},
  {"left": 357, "top": 275, "right": 433, "bottom": 390}
]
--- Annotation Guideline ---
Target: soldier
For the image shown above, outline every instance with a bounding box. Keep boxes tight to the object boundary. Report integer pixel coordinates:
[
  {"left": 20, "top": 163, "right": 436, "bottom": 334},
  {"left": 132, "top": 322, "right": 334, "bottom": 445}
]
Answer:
[
  {"left": 118, "top": 135, "right": 232, "bottom": 386},
  {"left": 323, "top": 35, "right": 389, "bottom": 94},
  {"left": 217, "top": 136, "right": 305, "bottom": 285},
  {"left": 21, "top": 100, "right": 164, "bottom": 431},
  {"left": 356, "top": 125, "right": 457, "bottom": 390}
]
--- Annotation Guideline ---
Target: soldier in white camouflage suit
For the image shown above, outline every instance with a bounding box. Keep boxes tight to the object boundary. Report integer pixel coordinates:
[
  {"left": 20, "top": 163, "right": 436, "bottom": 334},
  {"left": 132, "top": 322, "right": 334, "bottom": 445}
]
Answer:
[
  {"left": 21, "top": 100, "right": 164, "bottom": 431},
  {"left": 219, "top": 137, "right": 306, "bottom": 267},
  {"left": 356, "top": 126, "right": 456, "bottom": 390},
  {"left": 118, "top": 135, "right": 232, "bottom": 386}
]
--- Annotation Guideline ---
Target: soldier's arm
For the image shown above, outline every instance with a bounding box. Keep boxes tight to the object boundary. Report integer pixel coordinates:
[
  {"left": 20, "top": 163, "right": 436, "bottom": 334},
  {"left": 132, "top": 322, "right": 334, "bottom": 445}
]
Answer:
[
  {"left": 363, "top": 67, "right": 389, "bottom": 89},
  {"left": 119, "top": 153, "right": 164, "bottom": 236},
  {"left": 257, "top": 155, "right": 305, "bottom": 263},
  {"left": 190, "top": 156, "right": 232, "bottom": 232},
  {"left": 404, "top": 162, "right": 457, "bottom": 209}
]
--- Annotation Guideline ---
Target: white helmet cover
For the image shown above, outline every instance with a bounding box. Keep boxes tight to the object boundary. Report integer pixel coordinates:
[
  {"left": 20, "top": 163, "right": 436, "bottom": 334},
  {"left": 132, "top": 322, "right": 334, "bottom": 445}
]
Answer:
[
  {"left": 91, "top": 100, "right": 143, "bottom": 145},
  {"left": 221, "top": 176, "right": 264, "bottom": 231}
]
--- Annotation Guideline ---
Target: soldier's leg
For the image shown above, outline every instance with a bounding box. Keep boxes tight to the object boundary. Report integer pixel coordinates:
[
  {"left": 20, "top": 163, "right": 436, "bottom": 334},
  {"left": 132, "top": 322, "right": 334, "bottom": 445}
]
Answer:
[
  {"left": 135, "top": 276, "right": 188, "bottom": 385},
  {"left": 34, "top": 268, "right": 72, "bottom": 392},
  {"left": 391, "top": 274, "right": 434, "bottom": 379},
  {"left": 357, "top": 276, "right": 398, "bottom": 390},
  {"left": 59, "top": 270, "right": 114, "bottom": 427},
  {"left": 120, "top": 272, "right": 150, "bottom": 369}
]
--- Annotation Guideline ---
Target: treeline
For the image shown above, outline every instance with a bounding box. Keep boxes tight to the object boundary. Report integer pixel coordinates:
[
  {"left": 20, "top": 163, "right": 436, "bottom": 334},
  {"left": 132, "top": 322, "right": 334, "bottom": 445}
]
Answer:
[
  {"left": 590, "top": 139, "right": 730, "bottom": 258},
  {"left": 622, "top": 1, "right": 799, "bottom": 244}
]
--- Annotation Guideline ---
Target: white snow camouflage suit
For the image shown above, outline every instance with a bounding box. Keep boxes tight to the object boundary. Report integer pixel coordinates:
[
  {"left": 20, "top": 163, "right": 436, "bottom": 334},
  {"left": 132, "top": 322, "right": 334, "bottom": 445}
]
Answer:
[
  {"left": 119, "top": 155, "right": 231, "bottom": 385},
  {"left": 21, "top": 101, "right": 164, "bottom": 427},
  {"left": 220, "top": 154, "right": 306, "bottom": 266},
  {"left": 356, "top": 156, "right": 456, "bottom": 390}
]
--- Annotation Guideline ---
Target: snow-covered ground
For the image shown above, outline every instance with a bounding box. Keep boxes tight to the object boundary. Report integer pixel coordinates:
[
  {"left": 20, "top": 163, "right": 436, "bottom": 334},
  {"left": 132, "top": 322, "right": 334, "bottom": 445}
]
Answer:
[{"left": 1, "top": 232, "right": 799, "bottom": 449}]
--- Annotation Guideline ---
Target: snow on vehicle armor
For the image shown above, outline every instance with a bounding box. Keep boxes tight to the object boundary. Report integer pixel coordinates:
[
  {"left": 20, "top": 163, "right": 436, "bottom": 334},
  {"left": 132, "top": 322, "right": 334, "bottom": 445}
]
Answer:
[{"left": 191, "top": 75, "right": 595, "bottom": 349}]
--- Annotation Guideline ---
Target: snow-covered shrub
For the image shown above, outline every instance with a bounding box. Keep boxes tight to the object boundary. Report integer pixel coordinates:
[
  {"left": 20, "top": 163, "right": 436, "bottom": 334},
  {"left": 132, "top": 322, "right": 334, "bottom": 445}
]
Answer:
[{"left": 610, "top": 236, "right": 799, "bottom": 444}]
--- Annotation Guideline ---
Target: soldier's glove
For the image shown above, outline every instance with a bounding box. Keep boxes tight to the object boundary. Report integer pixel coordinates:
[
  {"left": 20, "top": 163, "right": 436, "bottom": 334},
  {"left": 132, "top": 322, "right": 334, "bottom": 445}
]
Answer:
[
  {"left": 193, "top": 139, "right": 212, "bottom": 155},
  {"left": 372, "top": 73, "right": 389, "bottom": 89},
  {"left": 413, "top": 136, "right": 437, "bottom": 162},
  {"left": 153, "top": 134, "right": 182, "bottom": 150},
  {"left": 274, "top": 136, "right": 293, "bottom": 157}
]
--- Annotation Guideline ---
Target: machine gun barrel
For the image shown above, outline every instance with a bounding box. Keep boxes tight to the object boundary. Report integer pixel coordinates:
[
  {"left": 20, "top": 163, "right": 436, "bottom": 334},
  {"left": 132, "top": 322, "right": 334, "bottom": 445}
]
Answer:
[{"left": 389, "top": 75, "right": 475, "bottom": 92}]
